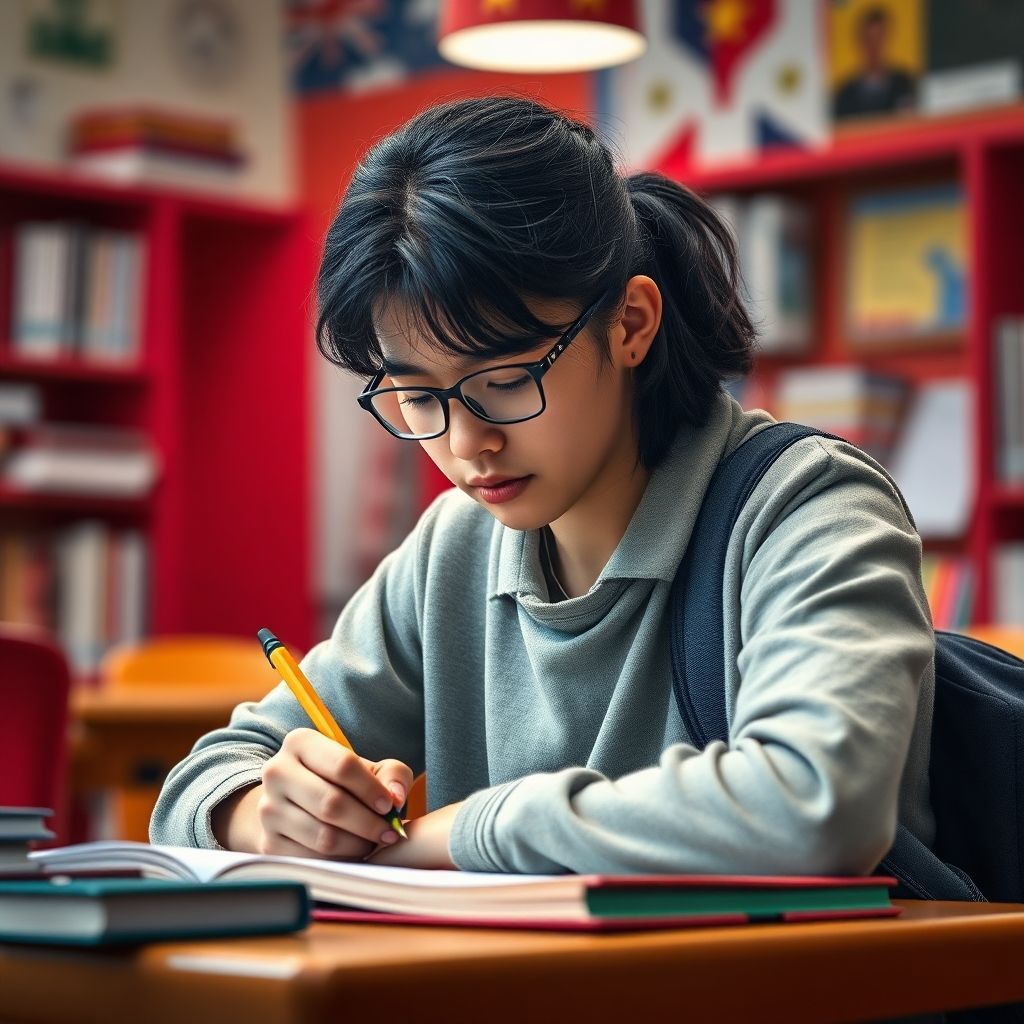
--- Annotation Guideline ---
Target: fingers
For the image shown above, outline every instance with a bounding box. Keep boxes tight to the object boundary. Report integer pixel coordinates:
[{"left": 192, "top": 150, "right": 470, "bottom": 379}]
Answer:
[
  {"left": 255, "top": 729, "right": 416, "bottom": 861},
  {"left": 264, "top": 754, "right": 394, "bottom": 845},
  {"left": 257, "top": 793, "right": 379, "bottom": 860},
  {"left": 287, "top": 730, "right": 396, "bottom": 815},
  {"left": 371, "top": 758, "right": 415, "bottom": 809}
]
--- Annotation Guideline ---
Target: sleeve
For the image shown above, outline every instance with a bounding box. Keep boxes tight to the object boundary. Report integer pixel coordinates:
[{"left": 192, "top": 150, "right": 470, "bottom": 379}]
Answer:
[
  {"left": 447, "top": 440, "right": 935, "bottom": 876},
  {"left": 148, "top": 500, "right": 435, "bottom": 850}
]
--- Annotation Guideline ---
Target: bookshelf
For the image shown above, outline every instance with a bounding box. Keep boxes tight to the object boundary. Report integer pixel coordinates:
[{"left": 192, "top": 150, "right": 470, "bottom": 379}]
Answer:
[
  {"left": 658, "top": 105, "right": 1024, "bottom": 626},
  {"left": 0, "top": 163, "right": 317, "bottom": 672}
]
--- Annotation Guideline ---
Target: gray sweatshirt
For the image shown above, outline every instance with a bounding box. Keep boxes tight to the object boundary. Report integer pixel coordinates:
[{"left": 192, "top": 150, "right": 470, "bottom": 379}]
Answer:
[{"left": 150, "top": 391, "right": 936, "bottom": 876}]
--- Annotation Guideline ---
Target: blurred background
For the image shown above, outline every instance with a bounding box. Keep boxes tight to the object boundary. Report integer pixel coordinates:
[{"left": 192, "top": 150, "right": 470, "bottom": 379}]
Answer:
[{"left": 0, "top": 0, "right": 1022, "bottom": 844}]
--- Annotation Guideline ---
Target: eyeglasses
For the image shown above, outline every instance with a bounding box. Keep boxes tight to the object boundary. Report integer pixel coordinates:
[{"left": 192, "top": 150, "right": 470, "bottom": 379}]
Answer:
[{"left": 357, "top": 291, "right": 609, "bottom": 441}]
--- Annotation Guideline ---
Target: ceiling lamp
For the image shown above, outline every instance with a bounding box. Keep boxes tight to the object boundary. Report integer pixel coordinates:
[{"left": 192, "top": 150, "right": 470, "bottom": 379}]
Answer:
[{"left": 438, "top": 1, "right": 645, "bottom": 74}]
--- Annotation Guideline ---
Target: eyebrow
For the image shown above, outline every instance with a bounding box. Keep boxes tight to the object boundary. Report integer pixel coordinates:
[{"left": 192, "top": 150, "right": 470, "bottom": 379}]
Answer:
[
  {"left": 379, "top": 356, "right": 441, "bottom": 376},
  {"left": 379, "top": 348, "right": 540, "bottom": 377}
]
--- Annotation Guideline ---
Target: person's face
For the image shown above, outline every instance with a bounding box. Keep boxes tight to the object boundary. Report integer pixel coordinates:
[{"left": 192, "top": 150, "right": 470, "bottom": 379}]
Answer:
[
  {"left": 859, "top": 18, "right": 888, "bottom": 68},
  {"left": 372, "top": 296, "right": 635, "bottom": 532}
]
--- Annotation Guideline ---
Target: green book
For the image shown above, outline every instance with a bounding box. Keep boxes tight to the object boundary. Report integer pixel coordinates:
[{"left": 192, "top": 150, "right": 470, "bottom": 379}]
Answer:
[{"left": 0, "top": 877, "right": 310, "bottom": 946}]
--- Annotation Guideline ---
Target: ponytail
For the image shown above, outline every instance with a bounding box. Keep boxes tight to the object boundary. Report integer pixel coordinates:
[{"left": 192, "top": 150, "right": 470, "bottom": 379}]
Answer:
[{"left": 625, "top": 172, "right": 755, "bottom": 468}]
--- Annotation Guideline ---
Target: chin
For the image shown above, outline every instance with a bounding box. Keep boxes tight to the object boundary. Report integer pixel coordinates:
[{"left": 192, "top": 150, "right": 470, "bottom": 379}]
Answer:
[{"left": 471, "top": 495, "right": 551, "bottom": 533}]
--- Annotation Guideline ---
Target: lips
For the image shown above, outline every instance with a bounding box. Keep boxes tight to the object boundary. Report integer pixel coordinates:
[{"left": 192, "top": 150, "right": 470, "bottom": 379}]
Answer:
[{"left": 468, "top": 475, "right": 525, "bottom": 487}]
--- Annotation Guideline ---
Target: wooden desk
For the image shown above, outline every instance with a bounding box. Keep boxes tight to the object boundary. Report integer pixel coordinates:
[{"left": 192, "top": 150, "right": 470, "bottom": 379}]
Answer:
[{"left": 2, "top": 900, "right": 1024, "bottom": 1023}]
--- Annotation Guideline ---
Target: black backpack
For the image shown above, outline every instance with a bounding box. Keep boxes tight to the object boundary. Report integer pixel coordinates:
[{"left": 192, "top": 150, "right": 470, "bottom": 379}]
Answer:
[{"left": 669, "top": 421, "right": 1024, "bottom": 904}]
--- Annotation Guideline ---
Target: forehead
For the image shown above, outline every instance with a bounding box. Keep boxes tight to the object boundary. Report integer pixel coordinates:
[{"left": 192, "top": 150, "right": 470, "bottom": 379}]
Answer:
[{"left": 372, "top": 294, "right": 575, "bottom": 374}]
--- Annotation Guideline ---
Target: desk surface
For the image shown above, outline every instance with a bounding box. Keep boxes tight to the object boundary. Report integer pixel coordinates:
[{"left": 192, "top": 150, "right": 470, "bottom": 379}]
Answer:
[{"left": 2, "top": 900, "right": 1024, "bottom": 1024}]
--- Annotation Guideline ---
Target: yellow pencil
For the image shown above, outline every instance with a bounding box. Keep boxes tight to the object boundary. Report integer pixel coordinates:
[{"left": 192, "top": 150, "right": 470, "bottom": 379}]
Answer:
[{"left": 257, "top": 628, "right": 407, "bottom": 839}]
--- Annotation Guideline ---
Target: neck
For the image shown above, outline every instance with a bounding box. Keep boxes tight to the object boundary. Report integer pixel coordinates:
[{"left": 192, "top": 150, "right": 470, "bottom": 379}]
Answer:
[{"left": 544, "top": 426, "right": 650, "bottom": 599}]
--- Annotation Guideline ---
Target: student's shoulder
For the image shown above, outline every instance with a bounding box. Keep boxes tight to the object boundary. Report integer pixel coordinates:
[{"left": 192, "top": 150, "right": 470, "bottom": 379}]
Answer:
[{"left": 744, "top": 424, "right": 916, "bottom": 534}]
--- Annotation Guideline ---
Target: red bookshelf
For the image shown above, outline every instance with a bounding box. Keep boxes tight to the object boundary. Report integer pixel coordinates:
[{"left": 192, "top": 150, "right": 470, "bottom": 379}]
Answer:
[
  {"left": 660, "top": 104, "right": 1024, "bottom": 625},
  {"left": 0, "top": 164, "right": 317, "bottom": 663}
]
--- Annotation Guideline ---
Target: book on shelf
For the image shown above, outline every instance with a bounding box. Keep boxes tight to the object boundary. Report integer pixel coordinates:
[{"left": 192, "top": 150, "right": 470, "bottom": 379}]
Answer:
[
  {"left": 67, "top": 106, "right": 247, "bottom": 191},
  {"left": 994, "top": 543, "right": 1024, "bottom": 627},
  {"left": 0, "top": 877, "right": 309, "bottom": 946},
  {"left": 994, "top": 317, "right": 1024, "bottom": 484},
  {"left": 0, "top": 383, "right": 41, "bottom": 426},
  {"left": 709, "top": 193, "right": 813, "bottom": 354},
  {"left": 888, "top": 379, "right": 974, "bottom": 541},
  {"left": 31, "top": 842, "right": 902, "bottom": 933},
  {"left": 844, "top": 183, "right": 967, "bottom": 345},
  {"left": 1, "top": 422, "right": 159, "bottom": 497},
  {"left": 0, "top": 523, "right": 148, "bottom": 674},
  {"left": 9, "top": 220, "right": 145, "bottom": 366},
  {"left": 774, "top": 365, "right": 909, "bottom": 463},
  {"left": 922, "top": 555, "right": 975, "bottom": 631}
]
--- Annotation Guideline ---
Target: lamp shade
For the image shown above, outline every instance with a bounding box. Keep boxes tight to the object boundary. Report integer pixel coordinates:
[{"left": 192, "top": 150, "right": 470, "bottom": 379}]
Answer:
[{"left": 438, "top": 0, "right": 645, "bottom": 73}]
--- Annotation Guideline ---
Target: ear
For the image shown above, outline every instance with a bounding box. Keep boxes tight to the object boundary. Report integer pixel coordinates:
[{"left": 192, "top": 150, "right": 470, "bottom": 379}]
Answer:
[{"left": 609, "top": 275, "right": 662, "bottom": 370}]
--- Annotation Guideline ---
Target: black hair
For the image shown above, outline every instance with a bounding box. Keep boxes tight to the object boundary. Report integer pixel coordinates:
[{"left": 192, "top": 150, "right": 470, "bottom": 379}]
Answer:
[{"left": 315, "top": 95, "right": 754, "bottom": 469}]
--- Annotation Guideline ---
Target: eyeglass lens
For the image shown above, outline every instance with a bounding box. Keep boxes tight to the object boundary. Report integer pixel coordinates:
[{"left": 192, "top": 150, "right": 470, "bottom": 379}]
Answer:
[{"left": 370, "top": 366, "right": 543, "bottom": 438}]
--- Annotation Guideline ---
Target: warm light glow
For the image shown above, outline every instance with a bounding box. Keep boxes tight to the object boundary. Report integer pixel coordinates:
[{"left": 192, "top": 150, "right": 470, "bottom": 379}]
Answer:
[{"left": 438, "top": 19, "right": 645, "bottom": 72}]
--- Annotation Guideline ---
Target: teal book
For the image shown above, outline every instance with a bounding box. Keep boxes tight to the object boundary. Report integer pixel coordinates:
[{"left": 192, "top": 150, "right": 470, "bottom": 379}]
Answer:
[{"left": 0, "top": 877, "right": 310, "bottom": 946}]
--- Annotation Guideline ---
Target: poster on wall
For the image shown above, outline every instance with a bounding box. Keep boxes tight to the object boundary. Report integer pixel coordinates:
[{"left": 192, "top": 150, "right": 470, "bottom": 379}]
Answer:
[
  {"left": 829, "top": 0, "right": 923, "bottom": 124},
  {"left": 286, "top": 0, "right": 450, "bottom": 96},
  {"left": 596, "top": 0, "right": 827, "bottom": 173},
  {"left": 22, "top": 0, "right": 119, "bottom": 71},
  {"left": 843, "top": 182, "right": 967, "bottom": 346}
]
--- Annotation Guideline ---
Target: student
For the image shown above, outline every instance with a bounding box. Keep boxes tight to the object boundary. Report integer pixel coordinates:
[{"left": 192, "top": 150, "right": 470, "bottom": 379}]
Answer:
[{"left": 150, "top": 96, "right": 935, "bottom": 876}]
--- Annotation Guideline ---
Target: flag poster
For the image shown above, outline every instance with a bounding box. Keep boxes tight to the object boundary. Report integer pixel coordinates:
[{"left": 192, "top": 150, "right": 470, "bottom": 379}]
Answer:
[{"left": 597, "top": 0, "right": 827, "bottom": 172}]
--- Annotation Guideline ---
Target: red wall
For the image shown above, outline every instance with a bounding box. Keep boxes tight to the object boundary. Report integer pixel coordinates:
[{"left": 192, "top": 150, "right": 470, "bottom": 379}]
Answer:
[{"left": 298, "top": 69, "right": 595, "bottom": 506}]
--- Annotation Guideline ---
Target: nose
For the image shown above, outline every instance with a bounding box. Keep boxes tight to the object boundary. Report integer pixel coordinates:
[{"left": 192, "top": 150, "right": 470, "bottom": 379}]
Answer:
[{"left": 447, "top": 396, "right": 504, "bottom": 461}]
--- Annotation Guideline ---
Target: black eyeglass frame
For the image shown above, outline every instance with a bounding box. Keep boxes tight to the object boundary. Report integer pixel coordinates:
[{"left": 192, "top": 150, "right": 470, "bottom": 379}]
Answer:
[{"left": 357, "top": 290, "right": 611, "bottom": 441}]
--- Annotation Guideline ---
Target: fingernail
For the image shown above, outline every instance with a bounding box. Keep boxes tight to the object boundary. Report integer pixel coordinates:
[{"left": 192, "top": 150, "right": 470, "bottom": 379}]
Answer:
[
  {"left": 379, "top": 830, "right": 398, "bottom": 845},
  {"left": 389, "top": 784, "right": 406, "bottom": 805},
  {"left": 374, "top": 797, "right": 391, "bottom": 814}
]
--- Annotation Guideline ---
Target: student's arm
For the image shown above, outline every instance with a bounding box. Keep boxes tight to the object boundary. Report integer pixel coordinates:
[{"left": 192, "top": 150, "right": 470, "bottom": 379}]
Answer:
[
  {"left": 149, "top": 494, "right": 442, "bottom": 853},
  {"left": 444, "top": 439, "right": 934, "bottom": 877}
]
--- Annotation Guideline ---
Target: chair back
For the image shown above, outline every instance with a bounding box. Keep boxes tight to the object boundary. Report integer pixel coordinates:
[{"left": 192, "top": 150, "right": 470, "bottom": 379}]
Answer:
[
  {"left": 0, "top": 626, "right": 72, "bottom": 841},
  {"left": 101, "top": 634, "right": 286, "bottom": 690},
  {"left": 966, "top": 626, "right": 1024, "bottom": 660}
]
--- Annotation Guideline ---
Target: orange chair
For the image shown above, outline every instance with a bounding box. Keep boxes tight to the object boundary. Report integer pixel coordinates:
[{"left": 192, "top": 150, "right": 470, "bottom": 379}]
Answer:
[
  {"left": 964, "top": 625, "right": 1024, "bottom": 659},
  {"left": 98, "top": 634, "right": 286, "bottom": 841},
  {"left": 97, "top": 634, "right": 426, "bottom": 838},
  {"left": 0, "top": 625, "right": 72, "bottom": 843}
]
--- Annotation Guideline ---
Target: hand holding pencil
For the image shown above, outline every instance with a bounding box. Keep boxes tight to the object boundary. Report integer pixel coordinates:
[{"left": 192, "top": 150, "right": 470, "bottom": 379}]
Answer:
[{"left": 249, "top": 628, "right": 410, "bottom": 858}]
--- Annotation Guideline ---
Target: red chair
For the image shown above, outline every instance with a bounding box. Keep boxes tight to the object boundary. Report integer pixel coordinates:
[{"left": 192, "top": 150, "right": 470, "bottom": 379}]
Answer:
[{"left": 0, "top": 625, "right": 71, "bottom": 843}]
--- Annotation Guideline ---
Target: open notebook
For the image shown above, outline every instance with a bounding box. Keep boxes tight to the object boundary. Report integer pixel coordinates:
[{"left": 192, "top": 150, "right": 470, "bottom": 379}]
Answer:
[{"left": 31, "top": 842, "right": 901, "bottom": 932}]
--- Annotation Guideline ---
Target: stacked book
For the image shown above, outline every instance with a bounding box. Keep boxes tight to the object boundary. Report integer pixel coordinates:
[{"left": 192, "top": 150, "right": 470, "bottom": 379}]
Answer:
[
  {"left": 0, "top": 818, "right": 309, "bottom": 946},
  {"left": 67, "top": 107, "right": 246, "bottom": 188},
  {"left": 994, "top": 317, "right": 1024, "bottom": 484},
  {"left": 1, "top": 422, "right": 159, "bottom": 498},
  {"left": 709, "top": 193, "right": 813, "bottom": 354},
  {"left": 0, "top": 807, "right": 53, "bottom": 877},
  {"left": 10, "top": 221, "right": 145, "bottom": 365},
  {"left": 922, "top": 555, "right": 975, "bottom": 631},
  {"left": 994, "top": 543, "right": 1024, "bottom": 626},
  {"left": 0, "top": 523, "right": 148, "bottom": 674},
  {"left": 775, "top": 366, "right": 909, "bottom": 462}
]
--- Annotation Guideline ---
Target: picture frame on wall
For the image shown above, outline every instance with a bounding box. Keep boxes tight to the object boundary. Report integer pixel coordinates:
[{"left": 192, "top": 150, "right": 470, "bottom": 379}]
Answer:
[{"left": 842, "top": 181, "right": 967, "bottom": 350}]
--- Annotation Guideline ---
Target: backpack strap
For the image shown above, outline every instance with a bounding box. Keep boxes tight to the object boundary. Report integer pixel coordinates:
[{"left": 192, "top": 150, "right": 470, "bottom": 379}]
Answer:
[
  {"left": 668, "top": 420, "right": 982, "bottom": 901},
  {"left": 669, "top": 421, "right": 833, "bottom": 746}
]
